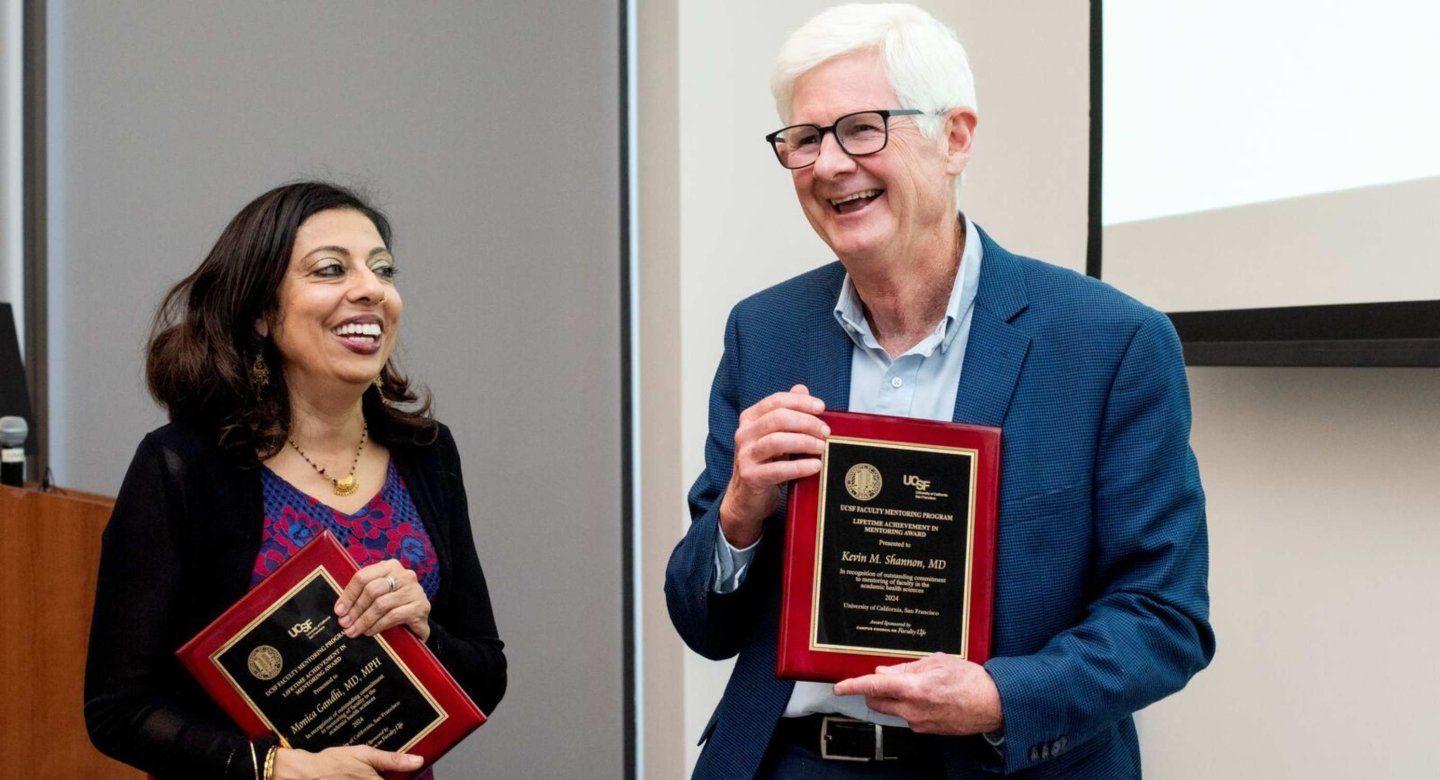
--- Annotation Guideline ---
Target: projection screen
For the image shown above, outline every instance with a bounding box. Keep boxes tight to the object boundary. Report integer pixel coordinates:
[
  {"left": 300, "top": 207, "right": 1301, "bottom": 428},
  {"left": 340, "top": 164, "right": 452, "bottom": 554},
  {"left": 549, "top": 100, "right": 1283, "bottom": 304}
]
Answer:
[{"left": 1096, "top": 1, "right": 1440, "bottom": 365}]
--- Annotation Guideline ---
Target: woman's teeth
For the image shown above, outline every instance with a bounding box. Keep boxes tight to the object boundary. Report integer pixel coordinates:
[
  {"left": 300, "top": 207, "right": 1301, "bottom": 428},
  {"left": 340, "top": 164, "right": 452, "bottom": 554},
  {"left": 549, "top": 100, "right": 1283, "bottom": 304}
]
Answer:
[{"left": 332, "top": 323, "right": 382, "bottom": 340}]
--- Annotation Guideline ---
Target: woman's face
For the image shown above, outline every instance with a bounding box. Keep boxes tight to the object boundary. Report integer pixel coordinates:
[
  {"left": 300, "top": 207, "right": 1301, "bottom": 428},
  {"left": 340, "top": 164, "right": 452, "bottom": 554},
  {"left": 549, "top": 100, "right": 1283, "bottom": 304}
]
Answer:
[{"left": 265, "top": 208, "right": 402, "bottom": 395}]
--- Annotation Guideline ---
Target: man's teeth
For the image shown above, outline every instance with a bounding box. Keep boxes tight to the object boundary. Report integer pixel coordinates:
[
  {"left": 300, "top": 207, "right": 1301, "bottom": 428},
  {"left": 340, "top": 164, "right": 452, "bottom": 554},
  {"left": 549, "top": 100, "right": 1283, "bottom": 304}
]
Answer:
[
  {"left": 333, "top": 323, "right": 382, "bottom": 338},
  {"left": 830, "top": 189, "right": 881, "bottom": 206}
]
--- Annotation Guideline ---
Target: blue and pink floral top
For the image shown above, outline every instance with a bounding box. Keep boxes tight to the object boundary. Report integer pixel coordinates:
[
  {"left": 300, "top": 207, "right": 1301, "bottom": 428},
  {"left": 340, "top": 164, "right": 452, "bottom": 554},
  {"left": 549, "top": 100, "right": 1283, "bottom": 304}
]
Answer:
[{"left": 251, "top": 461, "right": 440, "bottom": 600}]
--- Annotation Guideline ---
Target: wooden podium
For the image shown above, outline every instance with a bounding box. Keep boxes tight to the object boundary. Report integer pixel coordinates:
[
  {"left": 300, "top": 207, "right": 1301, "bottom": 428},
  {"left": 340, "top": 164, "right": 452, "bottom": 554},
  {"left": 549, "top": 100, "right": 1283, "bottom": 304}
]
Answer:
[{"left": 1, "top": 484, "right": 144, "bottom": 779}]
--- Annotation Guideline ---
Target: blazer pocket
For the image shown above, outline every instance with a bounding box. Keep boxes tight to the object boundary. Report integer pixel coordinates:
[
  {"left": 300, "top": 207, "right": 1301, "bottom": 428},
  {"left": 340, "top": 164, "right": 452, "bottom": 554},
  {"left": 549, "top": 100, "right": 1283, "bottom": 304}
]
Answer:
[{"left": 1000, "top": 482, "right": 1087, "bottom": 515}]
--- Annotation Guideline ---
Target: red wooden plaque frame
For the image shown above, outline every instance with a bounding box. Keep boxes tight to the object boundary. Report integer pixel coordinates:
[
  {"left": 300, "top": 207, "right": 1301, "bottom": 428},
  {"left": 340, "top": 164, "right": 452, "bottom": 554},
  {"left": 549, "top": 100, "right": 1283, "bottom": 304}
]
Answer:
[
  {"left": 778, "top": 410, "right": 1000, "bottom": 683},
  {"left": 177, "top": 531, "right": 484, "bottom": 779}
]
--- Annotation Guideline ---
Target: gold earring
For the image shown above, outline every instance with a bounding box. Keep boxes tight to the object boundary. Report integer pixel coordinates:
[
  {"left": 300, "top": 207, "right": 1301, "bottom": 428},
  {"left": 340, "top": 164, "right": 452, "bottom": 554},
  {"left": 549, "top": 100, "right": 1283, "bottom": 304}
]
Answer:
[
  {"left": 251, "top": 353, "right": 271, "bottom": 388},
  {"left": 373, "top": 374, "right": 384, "bottom": 396}
]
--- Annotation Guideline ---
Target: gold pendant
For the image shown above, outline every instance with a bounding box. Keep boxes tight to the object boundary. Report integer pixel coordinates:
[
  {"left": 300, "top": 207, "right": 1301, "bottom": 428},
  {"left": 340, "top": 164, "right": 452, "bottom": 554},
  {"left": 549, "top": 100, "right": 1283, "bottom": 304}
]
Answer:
[{"left": 333, "top": 474, "right": 358, "bottom": 496}]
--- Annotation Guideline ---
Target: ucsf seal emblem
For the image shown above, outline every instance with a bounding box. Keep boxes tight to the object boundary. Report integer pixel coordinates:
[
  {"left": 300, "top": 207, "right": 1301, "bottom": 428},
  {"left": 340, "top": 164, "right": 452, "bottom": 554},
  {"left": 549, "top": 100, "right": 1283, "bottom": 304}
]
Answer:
[
  {"left": 844, "top": 463, "right": 883, "bottom": 501},
  {"left": 247, "top": 645, "right": 283, "bottom": 681}
]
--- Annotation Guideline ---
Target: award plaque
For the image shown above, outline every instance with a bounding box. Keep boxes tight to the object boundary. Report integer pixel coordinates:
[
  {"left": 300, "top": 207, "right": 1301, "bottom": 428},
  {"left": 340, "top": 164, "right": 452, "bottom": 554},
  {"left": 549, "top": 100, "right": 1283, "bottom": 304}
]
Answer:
[
  {"left": 177, "top": 532, "right": 484, "bottom": 779},
  {"left": 778, "top": 411, "right": 1000, "bottom": 683}
]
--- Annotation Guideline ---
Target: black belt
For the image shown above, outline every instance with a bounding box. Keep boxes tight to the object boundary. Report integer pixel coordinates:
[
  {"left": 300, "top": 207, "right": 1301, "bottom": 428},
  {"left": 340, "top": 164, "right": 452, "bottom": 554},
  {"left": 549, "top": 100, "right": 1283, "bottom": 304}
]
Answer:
[{"left": 774, "top": 714, "right": 921, "bottom": 762}]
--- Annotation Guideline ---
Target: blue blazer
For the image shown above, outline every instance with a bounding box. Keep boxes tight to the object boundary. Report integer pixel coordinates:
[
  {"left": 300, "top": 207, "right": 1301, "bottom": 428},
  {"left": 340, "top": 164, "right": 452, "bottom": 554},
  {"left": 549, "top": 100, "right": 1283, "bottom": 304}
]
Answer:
[{"left": 665, "top": 227, "right": 1215, "bottom": 778}]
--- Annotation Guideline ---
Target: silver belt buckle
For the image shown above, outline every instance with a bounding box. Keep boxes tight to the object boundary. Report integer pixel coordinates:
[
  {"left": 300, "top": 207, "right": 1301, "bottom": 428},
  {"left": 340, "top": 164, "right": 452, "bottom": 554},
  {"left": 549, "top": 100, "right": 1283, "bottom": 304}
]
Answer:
[{"left": 819, "top": 715, "right": 881, "bottom": 762}]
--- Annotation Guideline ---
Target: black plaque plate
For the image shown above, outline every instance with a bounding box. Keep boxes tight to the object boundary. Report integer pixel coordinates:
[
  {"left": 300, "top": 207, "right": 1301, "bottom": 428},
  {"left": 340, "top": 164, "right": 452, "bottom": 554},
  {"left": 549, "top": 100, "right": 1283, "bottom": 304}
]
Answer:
[
  {"left": 213, "top": 569, "right": 445, "bottom": 751},
  {"left": 813, "top": 436, "right": 975, "bottom": 656}
]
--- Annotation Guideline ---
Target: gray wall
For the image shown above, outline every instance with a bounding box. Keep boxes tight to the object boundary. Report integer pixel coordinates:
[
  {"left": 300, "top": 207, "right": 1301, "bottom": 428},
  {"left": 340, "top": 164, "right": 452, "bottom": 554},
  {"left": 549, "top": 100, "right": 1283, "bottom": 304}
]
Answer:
[
  {"left": 1, "top": 0, "right": 21, "bottom": 327},
  {"left": 48, "top": 1, "right": 623, "bottom": 777}
]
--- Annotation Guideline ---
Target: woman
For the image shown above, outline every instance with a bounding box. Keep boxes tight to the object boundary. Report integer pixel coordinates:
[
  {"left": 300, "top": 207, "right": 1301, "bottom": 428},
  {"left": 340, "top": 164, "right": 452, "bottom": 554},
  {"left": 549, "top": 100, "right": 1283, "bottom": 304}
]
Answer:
[{"left": 84, "top": 182, "right": 507, "bottom": 779}]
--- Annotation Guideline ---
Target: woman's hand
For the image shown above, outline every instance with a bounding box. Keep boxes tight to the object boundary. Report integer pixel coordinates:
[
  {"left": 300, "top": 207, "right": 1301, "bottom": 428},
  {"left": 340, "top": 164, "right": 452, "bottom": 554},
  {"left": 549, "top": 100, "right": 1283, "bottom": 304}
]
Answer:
[
  {"left": 272, "top": 745, "right": 424, "bottom": 779},
  {"left": 335, "top": 559, "right": 431, "bottom": 642}
]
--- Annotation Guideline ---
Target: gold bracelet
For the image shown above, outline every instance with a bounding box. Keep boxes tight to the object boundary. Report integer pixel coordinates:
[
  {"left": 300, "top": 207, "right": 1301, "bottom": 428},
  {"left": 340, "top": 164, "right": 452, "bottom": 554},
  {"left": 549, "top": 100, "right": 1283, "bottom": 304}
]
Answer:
[{"left": 263, "top": 745, "right": 278, "bottom": 780}]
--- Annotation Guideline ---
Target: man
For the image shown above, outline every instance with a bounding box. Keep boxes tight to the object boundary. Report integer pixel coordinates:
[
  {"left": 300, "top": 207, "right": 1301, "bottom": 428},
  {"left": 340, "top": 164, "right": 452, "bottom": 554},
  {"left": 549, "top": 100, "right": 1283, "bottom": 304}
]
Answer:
[{"left": 665, "top": 4, "right": 1214, "bottom": 778}]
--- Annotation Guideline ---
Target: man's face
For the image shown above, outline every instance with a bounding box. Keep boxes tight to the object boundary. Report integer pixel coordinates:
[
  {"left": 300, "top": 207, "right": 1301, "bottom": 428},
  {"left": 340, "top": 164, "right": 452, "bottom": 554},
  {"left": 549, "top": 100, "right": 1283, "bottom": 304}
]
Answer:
[{"left": 787, "top": 50, "right": 964, "bottom": 267}]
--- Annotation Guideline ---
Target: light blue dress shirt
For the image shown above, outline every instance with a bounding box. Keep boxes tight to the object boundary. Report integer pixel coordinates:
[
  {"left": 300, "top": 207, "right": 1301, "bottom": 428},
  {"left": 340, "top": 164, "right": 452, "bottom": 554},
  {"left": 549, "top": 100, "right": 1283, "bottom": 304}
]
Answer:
[{"left": 713, "top": 215, "right": 984, "bottom": 726}]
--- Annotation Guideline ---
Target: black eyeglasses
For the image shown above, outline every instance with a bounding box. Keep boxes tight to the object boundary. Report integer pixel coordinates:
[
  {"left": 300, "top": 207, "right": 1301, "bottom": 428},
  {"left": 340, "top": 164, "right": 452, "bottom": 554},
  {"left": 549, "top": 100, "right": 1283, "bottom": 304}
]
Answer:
[{"left": 764, "top": 109, "right": 925, "bottom": 169}]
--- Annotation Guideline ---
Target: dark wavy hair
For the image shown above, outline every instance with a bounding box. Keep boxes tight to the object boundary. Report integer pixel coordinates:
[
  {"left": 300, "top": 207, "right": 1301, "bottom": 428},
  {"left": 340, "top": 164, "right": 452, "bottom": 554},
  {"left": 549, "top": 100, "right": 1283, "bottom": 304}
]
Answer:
[{"left": 147, "top": 181, "right": 436, "bottom": 464}]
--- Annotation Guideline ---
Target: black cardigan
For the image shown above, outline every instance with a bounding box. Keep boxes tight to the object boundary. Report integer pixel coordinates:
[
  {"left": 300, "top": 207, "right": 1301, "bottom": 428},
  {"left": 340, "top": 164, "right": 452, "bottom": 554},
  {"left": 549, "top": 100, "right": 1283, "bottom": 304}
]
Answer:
[{"left": 84, "top": 420, "right": 507, "bottom": 779}]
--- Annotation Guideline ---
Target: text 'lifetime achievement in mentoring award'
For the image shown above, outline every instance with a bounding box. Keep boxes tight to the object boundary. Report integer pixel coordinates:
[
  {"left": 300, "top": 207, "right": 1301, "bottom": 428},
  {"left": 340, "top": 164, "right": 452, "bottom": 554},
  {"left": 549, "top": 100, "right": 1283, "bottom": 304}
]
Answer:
[{"left": 777, "top": 411, "right": 1000, "bottom": 683}]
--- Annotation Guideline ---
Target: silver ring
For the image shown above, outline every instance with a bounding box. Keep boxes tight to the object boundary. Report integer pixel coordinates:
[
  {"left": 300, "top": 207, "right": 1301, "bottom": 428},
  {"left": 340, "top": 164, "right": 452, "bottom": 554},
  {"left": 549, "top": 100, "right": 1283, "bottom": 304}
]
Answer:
[{"left": 385, "top": 574, "right": 398, "bottom": 592}]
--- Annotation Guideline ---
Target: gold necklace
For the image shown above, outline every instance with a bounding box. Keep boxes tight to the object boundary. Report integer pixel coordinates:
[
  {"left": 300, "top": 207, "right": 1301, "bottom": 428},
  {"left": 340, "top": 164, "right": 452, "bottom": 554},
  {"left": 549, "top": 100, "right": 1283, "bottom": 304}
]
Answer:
[{"left": 288, "top": 422, "right": 368, "bottom": 496}]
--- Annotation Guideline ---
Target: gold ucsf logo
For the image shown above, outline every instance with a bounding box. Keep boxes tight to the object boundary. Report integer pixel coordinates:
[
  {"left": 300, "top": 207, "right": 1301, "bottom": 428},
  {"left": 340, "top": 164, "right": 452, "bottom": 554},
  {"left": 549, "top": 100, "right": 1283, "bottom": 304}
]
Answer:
[
  {"left": 844, "top": 463, "right": 883, "bottom": 501},
  {"left": 247, "top": 645, "right": 283, "bottom": 681},
  {"left": 288, "top": 619, "right": 314, "bottom": 638},
  {"left": 902, "top": 474, "right": 931, "bottom": 491}
]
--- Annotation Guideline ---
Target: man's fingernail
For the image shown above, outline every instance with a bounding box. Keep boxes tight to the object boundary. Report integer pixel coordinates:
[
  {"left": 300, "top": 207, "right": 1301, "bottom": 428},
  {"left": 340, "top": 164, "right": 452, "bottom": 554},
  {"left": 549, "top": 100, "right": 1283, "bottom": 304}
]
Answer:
[
  {"left": 821, "top": 425, "right": 830, "bottom": 437},
  {"left": 404, "top": 754, "right": 423, "bottom": 766},
  {"left": 812, "top": 399, "right": 824, "bottom": 411}
]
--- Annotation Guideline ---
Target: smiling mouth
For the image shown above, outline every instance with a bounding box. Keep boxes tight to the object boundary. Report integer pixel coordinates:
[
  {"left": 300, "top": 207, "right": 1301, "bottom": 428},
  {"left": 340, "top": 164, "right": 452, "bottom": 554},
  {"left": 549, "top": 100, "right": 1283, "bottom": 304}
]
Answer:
[
  {"left": 331, "top": 322, "right": 383, "bottom": 345},
  {"left": 829, "top": 189, "right": 883, "bottom": 214}
]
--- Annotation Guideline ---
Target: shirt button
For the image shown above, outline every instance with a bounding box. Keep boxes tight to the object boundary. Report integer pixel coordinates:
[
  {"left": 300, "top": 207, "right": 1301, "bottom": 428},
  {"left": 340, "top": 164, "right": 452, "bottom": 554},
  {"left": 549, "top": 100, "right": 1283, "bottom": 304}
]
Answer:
[{"left": 890, "top": 376, "right": 903, "bottom": 388}]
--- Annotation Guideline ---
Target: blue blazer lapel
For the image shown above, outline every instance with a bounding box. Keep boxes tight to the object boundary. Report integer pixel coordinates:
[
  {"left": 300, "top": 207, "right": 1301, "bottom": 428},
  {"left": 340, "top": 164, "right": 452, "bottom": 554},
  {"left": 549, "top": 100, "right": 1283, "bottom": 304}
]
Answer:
[
  {"left": 953, "top": 227, "right": 1031, "bottom": 427},
  {"left": 804, "top": 265, "right": 853, "bottom": 411}
]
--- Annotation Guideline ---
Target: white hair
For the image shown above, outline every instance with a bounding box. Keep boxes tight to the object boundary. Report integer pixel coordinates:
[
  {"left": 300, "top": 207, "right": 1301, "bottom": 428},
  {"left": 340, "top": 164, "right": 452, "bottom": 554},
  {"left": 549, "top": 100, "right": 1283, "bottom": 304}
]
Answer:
[{"left": 771, "top": 4, "right": 978, "bottom": 199}]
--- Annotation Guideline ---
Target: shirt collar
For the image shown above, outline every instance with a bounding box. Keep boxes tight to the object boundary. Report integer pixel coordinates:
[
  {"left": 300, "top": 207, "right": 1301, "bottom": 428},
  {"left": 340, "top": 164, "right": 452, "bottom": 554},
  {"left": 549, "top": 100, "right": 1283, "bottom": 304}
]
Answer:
[{"left": 832, "top": 214, "right": 984, "bottom": 358}]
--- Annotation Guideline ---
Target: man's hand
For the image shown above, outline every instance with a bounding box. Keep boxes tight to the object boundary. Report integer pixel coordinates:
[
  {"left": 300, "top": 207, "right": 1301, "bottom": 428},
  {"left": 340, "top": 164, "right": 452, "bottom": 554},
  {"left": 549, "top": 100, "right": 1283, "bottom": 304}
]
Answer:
[
  {"left": 718, "top": 384, "right": 829, "bottom": 548},
  {"left": 833, "top": 653, "right": 1003, "bottom": 736}
]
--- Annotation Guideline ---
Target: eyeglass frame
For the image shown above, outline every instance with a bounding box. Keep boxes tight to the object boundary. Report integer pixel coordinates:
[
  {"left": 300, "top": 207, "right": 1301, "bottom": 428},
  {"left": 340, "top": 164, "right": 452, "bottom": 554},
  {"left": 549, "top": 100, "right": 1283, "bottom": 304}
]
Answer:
[{"left": 763, "top": 109, "right": 926, "bottom": 169}]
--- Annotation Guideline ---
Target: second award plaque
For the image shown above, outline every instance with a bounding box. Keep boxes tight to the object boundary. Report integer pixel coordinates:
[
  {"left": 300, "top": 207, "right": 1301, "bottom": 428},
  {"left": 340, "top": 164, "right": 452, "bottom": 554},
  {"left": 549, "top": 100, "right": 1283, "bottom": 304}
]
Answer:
[
  {"left": 177, "top": 532, "right": 485, "bottom": 779},
  {"left": 778, "top": 411, "right": 1000, "bottom": 683}
]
